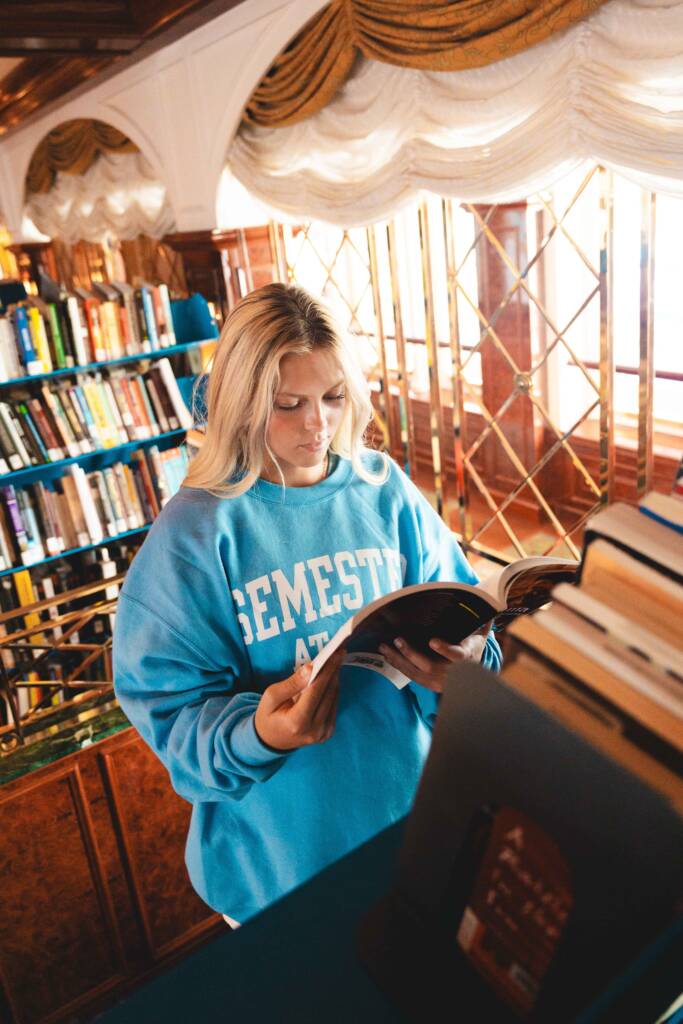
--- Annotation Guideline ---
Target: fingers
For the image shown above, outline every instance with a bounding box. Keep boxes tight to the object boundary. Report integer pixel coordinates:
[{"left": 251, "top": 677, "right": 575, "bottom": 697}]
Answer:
[
  {"left": 379, "top": 639, "right": 434, "bottom": 682},
  {"left": 264, "top": 662, "right": 312, "bottom": 710},
  {"left": 427, "top": 638, "right": 467, "bottom": 663}
]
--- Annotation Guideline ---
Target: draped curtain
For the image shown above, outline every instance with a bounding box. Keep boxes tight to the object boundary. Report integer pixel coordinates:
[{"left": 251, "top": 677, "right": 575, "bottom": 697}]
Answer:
[
  {"left": 25, "top": 151, "right": 176, "bottom": 244},
  {"left": 26, "top": 119, "right": 138, "bottom": 196},
  {"left": 23, "top": 119, "right": 175, "bottom": 242},
  {"left": 244, "top": 0, "right": 608, "bottom": 128},
  {"left": 227, "top": 0, "right": 683, "bottom": 227}
]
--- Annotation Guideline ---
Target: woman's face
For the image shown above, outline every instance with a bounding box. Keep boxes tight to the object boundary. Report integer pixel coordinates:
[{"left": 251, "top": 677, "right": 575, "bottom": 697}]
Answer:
[{"left": 264, "top": 348, "right": 347, "bottom": 487}]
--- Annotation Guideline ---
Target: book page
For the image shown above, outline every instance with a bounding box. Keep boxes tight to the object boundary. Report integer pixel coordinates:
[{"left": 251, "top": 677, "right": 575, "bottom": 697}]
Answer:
[{"left": 495, "top": 556, "right": 579, "bottom": 620}]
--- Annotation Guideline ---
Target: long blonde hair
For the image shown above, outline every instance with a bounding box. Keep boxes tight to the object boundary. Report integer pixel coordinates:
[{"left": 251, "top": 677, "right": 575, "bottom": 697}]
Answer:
[{"left": 184, "top": 283, "right": 387, "bottom": 497}]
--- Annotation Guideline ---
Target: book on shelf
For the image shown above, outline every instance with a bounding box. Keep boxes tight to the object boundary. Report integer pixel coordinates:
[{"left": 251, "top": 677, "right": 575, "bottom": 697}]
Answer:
[
  {"left": 501, "top": 490, "right": 683, "bottom": 779},
  {"left": 0, "top": 316, "right": 24, "bottom": 381},
  {"left": 582, "top": 499, "right": 683, "bottom": 585},
  {"left": 109, "top": 280, "right": 143, "bottom": 355},
  {"left": 156, "top": 357, "right": 193, "bottom": 429},
  {"left": 639, "top": 489, "right": 683, "bottom": 536},
  {"left": 8, "top": 305, "right": 42, "bottom": 376},
  {"left": 64, "top": 294, "right": 91, "bottom": 366},
  {"left": 308, "top": 554, "right": 579, "bottom": 685},
  {"left": 0, "top": 403, "right": 28, "bottom": 470},
  {"left": 26, "top": 305, "right": 53, "bottom": 373},
  {"left": 143, "top": 372, "right": 171, "bottom": 433},
  {"left": 138, "top": 284, "right": 161, "bottom": 351}
]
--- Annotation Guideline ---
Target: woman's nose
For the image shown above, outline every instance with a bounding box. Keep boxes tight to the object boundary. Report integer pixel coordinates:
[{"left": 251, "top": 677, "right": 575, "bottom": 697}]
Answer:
[{"left": 305, "top": 402, "right": 326, "bottom": 431}]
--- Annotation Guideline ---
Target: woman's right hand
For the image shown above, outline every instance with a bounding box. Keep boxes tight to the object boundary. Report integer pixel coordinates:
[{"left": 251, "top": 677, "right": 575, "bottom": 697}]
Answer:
[{"left": 253, "top": 648, "right": 346, "bottom": 753}]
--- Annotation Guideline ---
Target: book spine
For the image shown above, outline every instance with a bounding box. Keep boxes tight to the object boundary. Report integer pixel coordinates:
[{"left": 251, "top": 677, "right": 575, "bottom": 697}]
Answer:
[
  {"left": 102, "top": 467, "right": 128, "bottom": 533},
  {"left": 0, "top": 485, "right": 29, "bottom": 560},
  {"left": 122, "top": 294, "right": 142, "bottom": 354},
  {"left": 108, "top": 376, "right": 137, "bottom": 441},
  {"left": 113, "top": 463, "right": 139, "bottom": 529},
  {"left": 0, "top": 403, "right": 25, "bottom": 470},
  {"left": 5, "top": 403, "right": 39, "bottom": 466},
  {"left": 69, "top": 464, "right": 103, "bottom": 544},
  {"left": 27, "top": 398, "right": 63, "bottom": 461},
  {"left": 157, "top": 357, "right": 193, "bottom": 429},
  {"left": 158, "top": 284, "right": 176, "bottom": 347},
  {"left": 101, "top": 379, "right": 129, "bottom": 445},
  {"left": 10, "top": 306, "right": 42, "bottom": 375},
  {"left": 133, "top": 290, "right": 152, "bottom": 353},
  {"left": 70, "top": 384, "right": 101, "bottom": 450},
  {"left": 120, "top": 377, "right": 149, "bottom": 439},
  {"left": 34, "top": 481, "right": 62, "bottom": 555},
  {"left": 57, "top": 386, "right": 91, "bottom": 454},
  {"left": 132, "top": 449, "right": 160, "bottom": 518},
  {"left": 151, "top": 286, "right": 169, "bottom": 347},
  {"left": 0, "top": 402, "right": 32, "bottom": 468},
  {"left": 135, "top": 377, "right": 160, "bottom": 437},
  {"left": 57, "top": 300, "right": 76, "bottom": 367},
  {"left": 40, "top": 384, "right": 78, "bottom": 457},
  {"left": 92, "top": 470, "right": 117, "bottom": 537},
  {"left": 145, "top": 445, "right": 170, "bottom": 508},
  {"left": 122, "top": 463, "right": 146, "bottom": 526},
  {"left": 0, "top": 317, "right": 23, "bottom": 380},
  {"left": 140, "top": 287, "right": 160, "bottom": 351},
  {"left": 16, "top": 402, "right": 50, "bottom": 464},
  {"left": 82, "top": 380, "right": 115, "bottom": 448},
  {"left": 52, "top": 483, "right": 77, "bottom": 550},
  {"left": 16, "top": 487, "right": 46, "bottom": 564},
  {"left": 144, "top": 374, "right": 170, "bottom": 433},
  {"left": 47, "top": 303, "right": 67, "bottom": 369},
  {"left": 27, "top": 307, "right": 53, "bottom": 373},
  {"left": 85, "top": 299, "right": 106, "bottom": 362},
  {"left": 66, "top": 296, "right": 91, "bottom": 366}
]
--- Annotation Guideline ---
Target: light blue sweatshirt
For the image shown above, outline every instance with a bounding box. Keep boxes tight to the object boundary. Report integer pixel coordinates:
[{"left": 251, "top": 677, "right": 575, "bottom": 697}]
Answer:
[{"left": 113, "top": 453, "right": 501, "bottom": 922}]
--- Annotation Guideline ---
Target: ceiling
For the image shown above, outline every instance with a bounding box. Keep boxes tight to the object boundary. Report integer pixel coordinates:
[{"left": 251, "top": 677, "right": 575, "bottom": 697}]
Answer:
[{"left": 0, "top": 0, "right": 245, "bottom": 137}]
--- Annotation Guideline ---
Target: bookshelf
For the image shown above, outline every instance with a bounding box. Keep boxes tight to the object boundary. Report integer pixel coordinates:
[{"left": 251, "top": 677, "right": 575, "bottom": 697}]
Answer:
[
  {"left": 0, "top": 524, "right": 151, "bottom": 579},
  {"left": 0, "top": 336, "right": 210, "bottom": 387},
  {"left": 0, "top": 281, "right": 217, "bottom": 726}
]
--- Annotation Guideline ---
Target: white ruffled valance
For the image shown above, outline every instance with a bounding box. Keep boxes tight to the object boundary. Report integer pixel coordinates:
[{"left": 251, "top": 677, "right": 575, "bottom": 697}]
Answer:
[
  {"left": 25, "top": 150, "right": 176, "bottom": 243},
  {"left": 227, "top": 0, "right": 683, "bottom": 226}
]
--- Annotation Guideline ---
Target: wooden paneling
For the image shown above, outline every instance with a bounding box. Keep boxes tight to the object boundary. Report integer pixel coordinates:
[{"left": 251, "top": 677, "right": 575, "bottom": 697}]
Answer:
[
  {"left": 0, "top": 727, "right": 222, "bottom": 1024},
  {"left": 0, "top": 1, "right": 246, "bottom": 135}
]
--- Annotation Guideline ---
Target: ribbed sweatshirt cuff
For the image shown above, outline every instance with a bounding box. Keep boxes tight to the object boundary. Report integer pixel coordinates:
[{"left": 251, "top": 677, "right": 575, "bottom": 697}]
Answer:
[{"left": 230, "top": 712, "right": 290, "bottom": 767}]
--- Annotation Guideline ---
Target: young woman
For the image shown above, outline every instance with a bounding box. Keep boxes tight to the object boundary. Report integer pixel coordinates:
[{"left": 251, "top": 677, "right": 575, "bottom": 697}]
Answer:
[{"left": 113, "top": 283, "right": 501, "bottom": 926}]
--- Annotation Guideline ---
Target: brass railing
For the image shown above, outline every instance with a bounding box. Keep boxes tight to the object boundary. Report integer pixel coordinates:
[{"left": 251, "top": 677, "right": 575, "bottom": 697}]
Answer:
[{"left": 0, "top": 574, "right": 120, "bottom": 749}]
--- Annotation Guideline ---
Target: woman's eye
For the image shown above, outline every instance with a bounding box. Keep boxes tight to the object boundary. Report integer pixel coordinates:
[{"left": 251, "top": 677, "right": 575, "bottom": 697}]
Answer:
[
  {"left": 276, "top": 404, "right": 299, "bottom": 412},
  {"left": 325, "top": 394, "right": 346, "bottom": 402}
]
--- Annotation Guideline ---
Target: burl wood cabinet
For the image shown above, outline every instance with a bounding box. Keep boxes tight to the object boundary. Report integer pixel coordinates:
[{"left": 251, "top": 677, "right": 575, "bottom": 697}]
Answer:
[{"left": 0, "top": 727, "right": 223, "bottom": 1024}]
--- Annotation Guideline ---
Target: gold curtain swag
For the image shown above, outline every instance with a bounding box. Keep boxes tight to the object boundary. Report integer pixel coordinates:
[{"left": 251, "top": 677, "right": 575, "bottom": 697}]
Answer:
[
  {"left": 26, "top": 119, "right": 139, "bottom": 197},
  {"left": 244, "top": 0, "right": 607, "bottom": 128}
]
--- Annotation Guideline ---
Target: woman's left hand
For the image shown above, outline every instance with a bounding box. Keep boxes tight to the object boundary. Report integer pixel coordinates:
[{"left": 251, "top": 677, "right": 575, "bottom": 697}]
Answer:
[{"left": 379, "top": 628, "right": 489, "bottom": 694}]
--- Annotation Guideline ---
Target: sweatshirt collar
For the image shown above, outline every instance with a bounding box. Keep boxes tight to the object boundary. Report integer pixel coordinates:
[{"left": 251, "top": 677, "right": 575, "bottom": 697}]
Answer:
[{"left": 247, "top": 453, "right": 353, "bottom": 505}]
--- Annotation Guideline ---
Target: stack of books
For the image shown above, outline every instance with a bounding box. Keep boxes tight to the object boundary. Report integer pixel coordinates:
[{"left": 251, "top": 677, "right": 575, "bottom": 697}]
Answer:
[
  {"left": 0, "top": 358, "right": 192, "bottom": 471},
  {"left": 0, "top": 444, "right": 189, "bottom": 570},
  {"left": 502, "top": 488, "right": 683, "bottom": 810},
  {"left": 0, "top": 281, "right": 177, "bottom": 378}
]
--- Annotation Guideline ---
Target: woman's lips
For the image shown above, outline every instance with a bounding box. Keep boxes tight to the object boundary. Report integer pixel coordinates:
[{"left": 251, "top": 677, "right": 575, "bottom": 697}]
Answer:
[{"left": 301, "top": 440, "right": 327, "bottom": 452}]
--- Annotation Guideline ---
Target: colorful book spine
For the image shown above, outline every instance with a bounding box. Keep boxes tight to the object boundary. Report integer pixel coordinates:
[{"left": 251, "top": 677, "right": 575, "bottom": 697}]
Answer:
[
  {"left": 140, "top": 287, "right": 160, "bottom": 351},
  {"left": 10, "top": 306, "right": 42, "bottom": 376},
  {"left": 27, "top": 307, "right": 53, "bottom": 373},
  {"left": 47, "top": 303, "right": 68, "bottom": 369}
]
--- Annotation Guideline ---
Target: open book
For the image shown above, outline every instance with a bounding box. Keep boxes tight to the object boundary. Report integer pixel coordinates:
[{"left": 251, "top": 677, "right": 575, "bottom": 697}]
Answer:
[{"left": 310, "top": 554, "right": 578, "bottom": 687}]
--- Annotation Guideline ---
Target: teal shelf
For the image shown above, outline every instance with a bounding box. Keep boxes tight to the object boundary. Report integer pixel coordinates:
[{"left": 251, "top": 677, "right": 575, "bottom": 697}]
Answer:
[
  {"left": 0, "top": 337, "right": 214, "bottom": 388},
  {"left": 0, "top": 524, "right": 151, "bottom": 578},
  {"left": 0, "top": 428, "right": 186, "bottom": 488}
]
